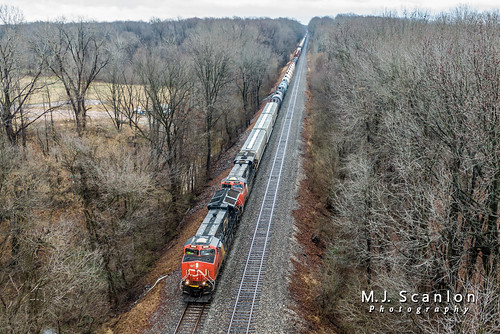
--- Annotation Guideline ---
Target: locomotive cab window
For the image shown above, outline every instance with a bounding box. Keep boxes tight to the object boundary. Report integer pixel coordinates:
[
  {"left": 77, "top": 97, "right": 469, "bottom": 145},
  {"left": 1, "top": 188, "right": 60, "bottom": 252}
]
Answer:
[
  {"left": 234, "top": 183, "right": 243, "bottom": 190},
  {"left": 185, "top": 248, "right": 199, "bottom": 256},
  {"left": 222, "top": 183, "right": 231, "bottom": 188},
  {"left": 200, "top": 249, "right": 215, "bottom": 256}
]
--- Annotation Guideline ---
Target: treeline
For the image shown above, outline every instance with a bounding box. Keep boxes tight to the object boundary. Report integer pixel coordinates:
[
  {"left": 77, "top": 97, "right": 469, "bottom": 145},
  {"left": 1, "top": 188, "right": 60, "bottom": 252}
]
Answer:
[
  {"left": 306, "top": 10, "right": 499, "bottom": 333},
  {"left": 0, "top": 5, "right": 303, "bottom": 333}
]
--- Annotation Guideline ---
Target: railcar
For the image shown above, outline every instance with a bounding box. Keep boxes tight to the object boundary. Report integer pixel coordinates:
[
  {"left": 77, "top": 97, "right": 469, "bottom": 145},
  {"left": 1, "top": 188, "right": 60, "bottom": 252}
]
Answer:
[
  {"left": 277, "top": 81, "right": 288, "bottom": 94},
  {"left": 294, "top": 47, "right": 301, "bottom": 58},
  {"left": 299, "top": 37, "right": 305, "bottom": 48},
  {"left": 262, "top": 101, "right": 279, "bottom": 124},
  {"left": 253, "top": 112, "right": 274, "bottom": 143},
  {"left": 220, "top": 101, "right": 279, "bottom": 197},
  {"left": 240, "top": 128, "right": 268, "bottom": 167},
  {"left": 270, "top": 90, "right": 284, "bottom": 105}
]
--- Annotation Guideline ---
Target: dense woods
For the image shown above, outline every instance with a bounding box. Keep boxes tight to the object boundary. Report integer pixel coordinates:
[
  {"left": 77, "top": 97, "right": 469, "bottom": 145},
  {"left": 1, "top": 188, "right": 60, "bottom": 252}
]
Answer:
[
  {"left": 306, "top": 10, "right": 499, "bottom": 333},
  {"left": 0, "top": 5, "right": 303, "bottom": 332}
]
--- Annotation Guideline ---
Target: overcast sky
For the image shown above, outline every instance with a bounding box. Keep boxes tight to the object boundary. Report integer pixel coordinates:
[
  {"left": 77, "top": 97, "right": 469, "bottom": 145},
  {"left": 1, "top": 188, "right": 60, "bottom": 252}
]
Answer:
[{"left": 3, "top": 0, "right": 499, "bottom": 24}]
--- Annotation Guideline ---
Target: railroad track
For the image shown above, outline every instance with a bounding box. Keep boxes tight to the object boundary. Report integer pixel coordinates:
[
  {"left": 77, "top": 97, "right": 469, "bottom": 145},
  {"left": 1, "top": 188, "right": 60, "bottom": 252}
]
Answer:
[
  {"left": 226, "top": 42, "right": 306, "bottom": 334},
  {"left": 174, "top": 302, "right": 207, "bottom": 334}
]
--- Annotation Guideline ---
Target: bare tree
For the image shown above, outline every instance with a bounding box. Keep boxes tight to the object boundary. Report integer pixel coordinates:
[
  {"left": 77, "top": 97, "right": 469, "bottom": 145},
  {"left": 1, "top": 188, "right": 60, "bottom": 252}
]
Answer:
[
  {"left": 137, "top": 46, "right": 193, "bottom": 198},
  {"left": 0, "top": 140, "right": 50, "bottom": 334},
  {"left": 97, "top": 44, "right": 141, "bottom": 131},
  {"left": 235, "top": 39, "right": 274, "bottom": 126},
  {"left": 44, "top": 20, "right": 109, "bottom": 135},
  {"left": 189, "top": 29, "right": 233, "bottom": 173},
  {"left": 59, "top": 136, "right": 156, "bottom": 308},
  {"left": 0, "top": 5, "right": 48, "bottom": 145}
]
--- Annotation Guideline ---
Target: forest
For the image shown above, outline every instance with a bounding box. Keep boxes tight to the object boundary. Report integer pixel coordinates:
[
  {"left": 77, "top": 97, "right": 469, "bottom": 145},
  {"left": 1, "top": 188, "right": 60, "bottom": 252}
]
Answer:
[
  {"left": 0, "top": 5, "right": 303, "bottom": 333},
  {"left": 304, "top": 9, "right": 499, "bottom": 334}
]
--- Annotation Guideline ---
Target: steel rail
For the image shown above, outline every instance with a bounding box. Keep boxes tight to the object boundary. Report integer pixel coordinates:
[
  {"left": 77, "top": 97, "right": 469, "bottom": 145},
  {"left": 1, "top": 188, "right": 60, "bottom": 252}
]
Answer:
[{"left": 174, "top": 302, "right": 206, "bottom": 334}]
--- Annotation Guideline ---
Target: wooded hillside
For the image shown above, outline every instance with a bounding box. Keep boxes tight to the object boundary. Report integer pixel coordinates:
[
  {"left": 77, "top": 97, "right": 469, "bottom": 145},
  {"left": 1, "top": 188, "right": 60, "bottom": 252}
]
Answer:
[{"left": 305, "top": 10, "right": 499, "bottom": 333}]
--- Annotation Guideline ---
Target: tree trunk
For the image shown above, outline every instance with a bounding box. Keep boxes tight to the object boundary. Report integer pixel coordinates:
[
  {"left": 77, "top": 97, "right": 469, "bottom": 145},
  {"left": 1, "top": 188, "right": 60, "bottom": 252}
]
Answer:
[{"left": 205, "top": 110, "right": 212, "bottom": 174}]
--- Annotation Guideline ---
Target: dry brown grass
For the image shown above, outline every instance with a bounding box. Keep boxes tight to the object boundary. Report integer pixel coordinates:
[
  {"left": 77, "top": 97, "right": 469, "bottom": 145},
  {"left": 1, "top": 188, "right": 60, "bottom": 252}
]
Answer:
[{"left": 25, "top": 76, "right": 146, "bottom": 112}]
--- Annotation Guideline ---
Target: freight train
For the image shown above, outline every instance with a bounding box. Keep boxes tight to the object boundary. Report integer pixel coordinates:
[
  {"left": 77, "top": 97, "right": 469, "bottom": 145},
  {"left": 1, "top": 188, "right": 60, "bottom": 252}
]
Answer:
[{"left": 181, "top": 32, "right": 307, "bottom": 302}]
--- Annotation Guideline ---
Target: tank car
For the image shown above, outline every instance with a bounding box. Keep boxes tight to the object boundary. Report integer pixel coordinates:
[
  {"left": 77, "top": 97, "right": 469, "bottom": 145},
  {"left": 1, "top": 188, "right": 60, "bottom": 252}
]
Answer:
[
  {"left": 270, "top": 90, "right": 284, "bottom": 105},
  {"left": 277, "top": 81, "right": 288, "bottom": 94}
]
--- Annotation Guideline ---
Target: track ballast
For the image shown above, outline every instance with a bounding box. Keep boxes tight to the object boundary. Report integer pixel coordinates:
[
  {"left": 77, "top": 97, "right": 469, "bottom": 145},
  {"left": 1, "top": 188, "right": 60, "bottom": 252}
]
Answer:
[{"left": 174, "top": 303, "right": 207, "bottom": 334}]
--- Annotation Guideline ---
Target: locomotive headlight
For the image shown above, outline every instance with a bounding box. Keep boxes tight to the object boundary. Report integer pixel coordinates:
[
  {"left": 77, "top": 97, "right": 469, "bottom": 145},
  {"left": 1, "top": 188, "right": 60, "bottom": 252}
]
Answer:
[
  {"left": 202, "top": 281, "right": 207, "bottom": 286},
  {"left": 185, "top": 280, "right": 190, "bottom": 285}
]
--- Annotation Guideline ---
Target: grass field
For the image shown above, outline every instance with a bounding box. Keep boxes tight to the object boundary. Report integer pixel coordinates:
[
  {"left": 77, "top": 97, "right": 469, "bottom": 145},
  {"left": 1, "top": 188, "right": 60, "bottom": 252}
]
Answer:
[{"left": 22, "top": 76, "right": 147, "bottom": 116}]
